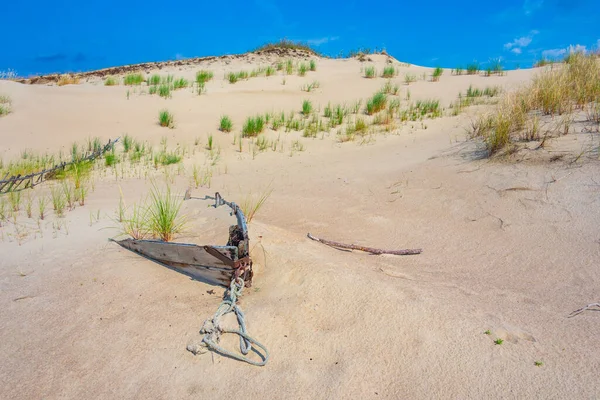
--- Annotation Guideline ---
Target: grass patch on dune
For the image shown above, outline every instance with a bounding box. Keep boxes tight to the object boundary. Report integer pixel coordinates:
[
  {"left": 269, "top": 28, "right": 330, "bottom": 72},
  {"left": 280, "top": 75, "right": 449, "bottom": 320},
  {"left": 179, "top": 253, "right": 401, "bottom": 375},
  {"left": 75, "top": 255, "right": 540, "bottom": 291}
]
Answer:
[
  {"left": 124, "top": 73, "right": 144, "bottom": 86},
  {"left": 196, "top": 70, "right": 214, "bottom": 83},
  {"left": 158, "top": 110, "right": 174, "bottom": 128},
  {"left": 141, "top": 184, "right": 186, "bottom": 242},
  {"left": 382, "top": 65, "right": 397, "bottom": 78},
  {"left": 57, "top": 75, "right": 80, "bottom": 86},
  {"left": 466, "top": 62, "right": 480, "bottom": 75},
  {"left": 253, "top": 39, "right": 321, "bottom": 56},
  {"left": 219, "top": 115, "right": 233, "bottom": 132},
  {"left": 364, "top": 65, "right": 377, "bottom": 79},
  {"left": 469, "top": 51, "right": 600, "bottom": 155},
  {"left": 242, "top": 115, "right": 265, "bottom": 137},
  {"left": 148, "top": 74, "right": 161, "bottom": 86},
  {"left": 104, "top": 76, "right": 118, "bottom": 86},
  {"left": 432, "top": 67, "right": 443, "bottom": 82},
  {"left": 302, "top": 99, "right": 313, "bottom": 116},
  {"left": 241, "top": 187, "right": 273, "bottom": 223},
  {"left": 227, "top": 71, "right": 250, "bottom": 84},
  {"left": 298, "top": 63, "right": 308, "bottom": 76},
  {"left": 158, "top": 84, "right": 171, "bottom": 98},
  {"left": 0, "top": 95, "right": 11, "bottom": 116},
  {"left": 366, "top": 92, "right": 387, "bottom": 115}
]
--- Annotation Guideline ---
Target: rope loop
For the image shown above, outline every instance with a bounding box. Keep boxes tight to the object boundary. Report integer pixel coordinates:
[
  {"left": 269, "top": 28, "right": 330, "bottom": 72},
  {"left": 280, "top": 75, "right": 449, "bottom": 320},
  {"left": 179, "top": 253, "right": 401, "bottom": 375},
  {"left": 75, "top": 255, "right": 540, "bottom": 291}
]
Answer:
[{"left": 196, "top": 277, "right": 269, "bottom": 366}]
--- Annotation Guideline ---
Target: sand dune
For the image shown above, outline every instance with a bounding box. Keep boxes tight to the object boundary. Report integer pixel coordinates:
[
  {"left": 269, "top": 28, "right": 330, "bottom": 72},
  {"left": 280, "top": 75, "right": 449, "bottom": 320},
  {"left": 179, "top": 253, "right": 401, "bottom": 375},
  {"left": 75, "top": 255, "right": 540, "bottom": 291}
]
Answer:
[{"left": 0, "top": 52, "right": 599, "bottom": 399}]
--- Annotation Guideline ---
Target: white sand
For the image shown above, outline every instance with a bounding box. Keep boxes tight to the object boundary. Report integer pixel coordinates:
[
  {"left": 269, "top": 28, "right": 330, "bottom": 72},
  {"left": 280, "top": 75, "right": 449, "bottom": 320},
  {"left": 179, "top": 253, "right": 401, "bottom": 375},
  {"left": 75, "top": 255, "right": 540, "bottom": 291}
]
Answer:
[{"left": 0, "top": 54, "right": 599, "bottom": 399}]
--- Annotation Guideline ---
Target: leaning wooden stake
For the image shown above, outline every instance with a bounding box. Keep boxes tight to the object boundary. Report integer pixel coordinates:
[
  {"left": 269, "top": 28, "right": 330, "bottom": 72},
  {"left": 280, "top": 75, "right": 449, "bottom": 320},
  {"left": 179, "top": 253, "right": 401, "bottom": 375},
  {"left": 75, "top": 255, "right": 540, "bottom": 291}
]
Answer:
[{"left": 307, "top": 233, "right": 422, "bottom": 256}]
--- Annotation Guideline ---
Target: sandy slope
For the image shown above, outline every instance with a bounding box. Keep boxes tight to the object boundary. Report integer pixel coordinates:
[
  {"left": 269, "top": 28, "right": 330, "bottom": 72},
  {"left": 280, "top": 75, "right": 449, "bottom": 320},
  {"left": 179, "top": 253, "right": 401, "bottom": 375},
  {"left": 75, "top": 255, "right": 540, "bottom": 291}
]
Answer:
[{"left": 0, "top": 54, "right": 599, "bottom": 399}]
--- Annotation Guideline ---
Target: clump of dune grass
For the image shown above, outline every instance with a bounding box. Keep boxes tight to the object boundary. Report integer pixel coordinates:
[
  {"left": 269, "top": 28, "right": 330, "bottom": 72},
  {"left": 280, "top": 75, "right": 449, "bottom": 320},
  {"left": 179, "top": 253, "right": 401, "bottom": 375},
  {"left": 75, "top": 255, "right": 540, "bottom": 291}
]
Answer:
[
  {"left": 146, "top": 184, "right": 186, "bottom": 241},
  {"left": 219, "top": 115, "right": 233, "bottom": 132},
  {"left": 466, "top": 63, "right": 479, "bottom": 75},
  {"left": 158, "top": 110, "right": 174, "bottom": 128},
  {"left": 153, "top": 150, "right": 181, "bottom": 167},
  {"left": 0, "top": 94, "right": 11, "bottom": 116},
  {"left": 286, "top": 59, "right": 294, "bottom": 75},
  {"left": 366, "top": 92, "right": 387, "bottom": 115},
  {"left": 196, "top": 70, "right": 213, "bottom": 83},
  {"left": 301, "top": 81, "right": 320, "bottom": 92},
  {"left": 364, "top": 66, "right": 377, "bottom": 78},
  {"left": 0, "top": 196, "right": 6, "bottom": 226},
  {"left": 148, "top": 74, "right": 161, "bottom": 85},
  {"left": 485, "top": 58, "right": 504, "bottom": 76},
  {"left": 158, "top": 84, "right": 171, "bottom": 98},
  {"left": 309, "top": 59, "right": 317, "bottom": 71},
  {"left": 265, "top": 66, "right": 275, "bottom": 76},
  {"left": 346, "top": 117, "right": 368, "bottom": 135},
  {"left": 242, "top": 115, "right": 265, "bottom": 137},
  {"left": 8, "top": 190, "right": 21, "bottom": 212},
  {"left": 241, "top": 187, "right": 273, "bottom": 223},
  {"left": 469, "top": 51, "right": 600, "bottom": 155},
  {"left": 123, "top": 73, "right": 144, "bottom": 85},
  {"left": 404, "top": 73, "right": 416, "bottom": 85},
  {"left": 173, "top": 77, "right": 188, "bottom": 90},
  {"left": 227, "top": 72, "right": 239, "bottom": 84},
  {"left": 57, "top": 74, "right": 80, "bottom": 86},
  {"left": 37, "top": 195, "right": 47, "bottom": 220},
  {"left": 298, "top": 63, "right": 308, "bottom": 76},
  {"left": 382, "top": 65, "right": 397, "bottom": 78},
  {"left": 120, "top": 203, "right": 150, "bottom": 240},
  {"left": 122, "top": 134, "right": 133, "bottom": 153},
  {"left": 432, "top": 67, "right": 443, "bottom": 82},
  {"left": 253, "top": 39, "right": 321, "bottom": 56},
  {"left": 104, "top": 76, "right": 118, "bottom": 86},
  {"left": 534, "top": 58, "right": 557, "bottom": 68},
  {"left": 381, "top": 80, "right": 399, "bottom": 95},
  {"left": 51, "top": 185, "right": 66, "bottom": 217},
  {"left": 324, "top": 103, "right": 332, "bottom": 118},
  {"left": 453, "top": 66, "right": 463, "bottom": 75},
  {"left": 104, "top": 148, "right": 119, "bottom": 166},
  {"left": 302, "top": 99, "right": 313, "bottom": 116}
]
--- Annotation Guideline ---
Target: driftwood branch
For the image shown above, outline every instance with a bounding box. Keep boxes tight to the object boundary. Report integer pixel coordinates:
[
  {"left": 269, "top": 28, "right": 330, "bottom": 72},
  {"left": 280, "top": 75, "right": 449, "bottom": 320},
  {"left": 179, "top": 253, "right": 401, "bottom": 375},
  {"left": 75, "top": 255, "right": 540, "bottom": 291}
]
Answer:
[
  {"left": 568, "top": 303, "right": 600, "bottom": 318},
  {"left": 307, "top": 233, "right": 422, "bottom": 256}
]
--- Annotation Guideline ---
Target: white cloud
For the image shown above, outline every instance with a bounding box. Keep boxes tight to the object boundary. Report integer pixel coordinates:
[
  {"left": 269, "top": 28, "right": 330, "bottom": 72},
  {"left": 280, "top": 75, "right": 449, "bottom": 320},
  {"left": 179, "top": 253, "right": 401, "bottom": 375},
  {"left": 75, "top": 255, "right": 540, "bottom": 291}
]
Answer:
[
  {"left": 568, "top": 44, "right": 587, "bottom": 53},
  {"left": 306, "top": 36, "right": 340, "bottom": 46},
  {"left": 542, "top": 48, "right": 566, "bottom": 58},
  {"left": 542, "top": 44, "right": 589, "bottom": 59},
  {"left": 505, "top": 35, "right": 533, "bottom": 50},
  {"left": 504, "top": 31, "right": 538, "bottom": 55}
]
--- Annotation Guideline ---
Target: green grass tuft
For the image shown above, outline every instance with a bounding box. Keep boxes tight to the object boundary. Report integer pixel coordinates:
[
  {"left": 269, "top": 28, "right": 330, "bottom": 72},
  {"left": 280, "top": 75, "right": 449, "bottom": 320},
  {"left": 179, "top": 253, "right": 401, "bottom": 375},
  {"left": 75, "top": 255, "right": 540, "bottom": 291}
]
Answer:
[
  {"left": 173, "top": 77, "right": 188, "bottom": 90},
  {"left": 158, "top": 110, "right": 174, "bottom": 128},
  {"left": 364, "top": 65, "right": 377, "bottom": 78},
  {"left": 432, "top": 67, "right": 443, "bottom": 81},
  {"left": 148, "top": 74, "right": 161, "bottom": 85},
  {"left": 104, "top": 76, "right": 118, "bottom": 86},
  {"left": 301, "top": 99, "right": 313, "bottom": 116},
  {"left": 146, "top": 184, "right": 186, "bottom": 242},
  {"left": 382, "top": 65, "right": 397, "bottom": 78},
  {"left": 242, "top": 115, "right": 266, "bottom": 137},
  {"left": 366, "top": 92, "right": 387, "bottom": 115},
  {"left": 219, "top": 115, "right": 233, "bottom": 132},
  {"left": 158, "top": 84, "right": 171, "bottom": 98},
  {"left": 466, "top": 63, "right": 480, "bottom": 75},
  {"left": 124, "top": 73, "right": 144, "bottom": 85}
]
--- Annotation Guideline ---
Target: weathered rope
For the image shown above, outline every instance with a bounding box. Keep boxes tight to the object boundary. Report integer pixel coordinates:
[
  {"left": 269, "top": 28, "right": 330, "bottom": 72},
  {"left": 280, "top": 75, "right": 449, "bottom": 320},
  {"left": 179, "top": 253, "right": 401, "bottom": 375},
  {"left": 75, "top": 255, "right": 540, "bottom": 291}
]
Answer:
[{"left": 194, "top": 278, "right": 269, "bottom": 366}]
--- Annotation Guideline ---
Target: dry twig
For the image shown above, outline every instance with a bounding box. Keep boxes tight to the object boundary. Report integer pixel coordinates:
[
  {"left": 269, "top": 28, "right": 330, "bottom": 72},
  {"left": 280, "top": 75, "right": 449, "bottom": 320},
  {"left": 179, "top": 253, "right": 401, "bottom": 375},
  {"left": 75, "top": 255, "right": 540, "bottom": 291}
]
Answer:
[{"left": 307, "top": 233, "right": 422, "bottom": 255}]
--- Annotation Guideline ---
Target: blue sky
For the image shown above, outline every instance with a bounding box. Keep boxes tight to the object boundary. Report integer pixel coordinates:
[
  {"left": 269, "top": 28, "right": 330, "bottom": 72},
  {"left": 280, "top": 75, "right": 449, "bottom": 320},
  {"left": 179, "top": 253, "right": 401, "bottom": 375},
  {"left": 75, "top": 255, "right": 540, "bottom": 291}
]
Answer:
[{"left": 1, "top": 0, "right": 598, "bottom": 76}]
